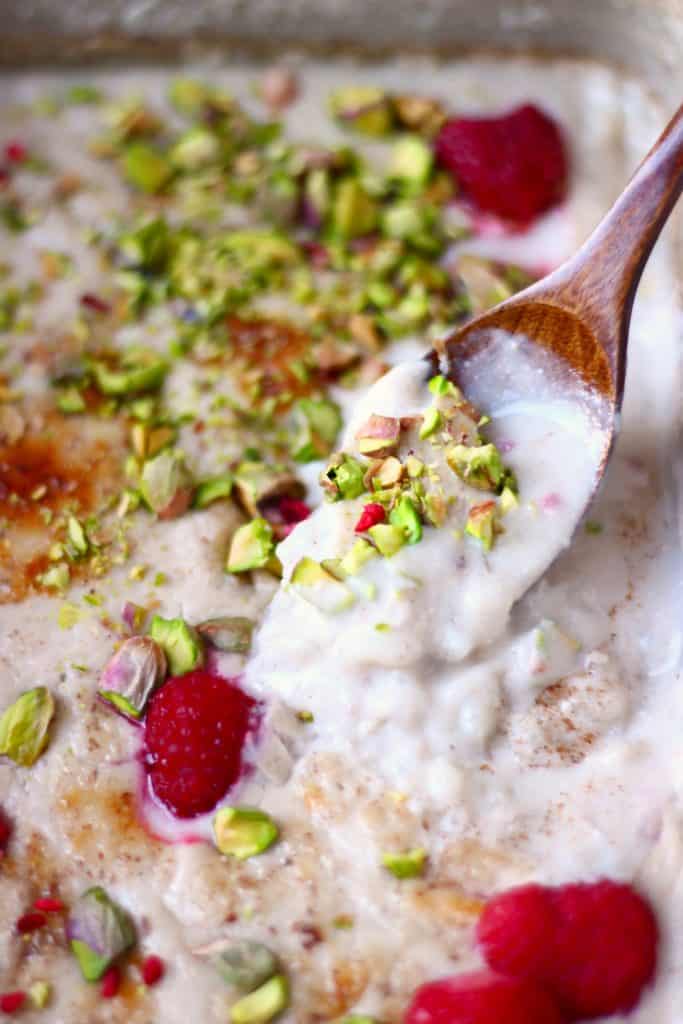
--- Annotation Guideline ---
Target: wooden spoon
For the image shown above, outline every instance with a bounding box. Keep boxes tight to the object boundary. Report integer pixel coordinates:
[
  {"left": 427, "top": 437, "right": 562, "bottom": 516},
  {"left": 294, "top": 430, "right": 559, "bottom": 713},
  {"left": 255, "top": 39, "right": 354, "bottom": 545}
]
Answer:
[{"left": 433, "top": 101, "right": 683, "bottom": 483}]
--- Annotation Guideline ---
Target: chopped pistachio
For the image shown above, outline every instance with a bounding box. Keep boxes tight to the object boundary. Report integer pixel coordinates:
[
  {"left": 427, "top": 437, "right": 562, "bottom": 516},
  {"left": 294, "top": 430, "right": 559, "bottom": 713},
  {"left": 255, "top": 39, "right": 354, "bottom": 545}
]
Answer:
[
  {"left": 168, "top": 77, "right": 209, "bottom": 114},
  {"left": 233, "top": 462, "right": 304, "bottom": 519},
  {"left": 289, "top": 556, "right": 355, "bottom": 613},
  {"left": 389, "top": 135, "right": 433, "bottom": 191},
  {"left": 66, "top": 516, "right": 89, "bottom": 558},
  {"left": 405, "top": 455, "right": 424, "bottom": 478},
  {"left": 332, "top": 179, "right": 378, "bottom": 239},
  {"left": 338, "top": 1017, "right": 379, "bottom": 1024},
  {"left": 418, "top": 405, "right": 441, "bottom": 441},
  {"left": 57, "top": 388, "right": 86, "bottom": 414},
  {"left": 452, "top": 253, "right": 513, "bottom": 315},
  {"left": 213, "top": 940, "right": 279, "bottom": 993},
  {"left": 321, "top": 454, "right": 366, "bottom": 502},
  {"left": 465, "top": 500, "right": 498, "bottom": 551},
  {"left": 339, "top": 539, "right": 378, "bottom": 576},
  {"left": 194, "top": 473, "right": 234, "bottom": 509},
  {"left": 226, "top": 518, "right": 277, "bottom": 574},
  {"left": 381, "top": 847, "right": 427, "bottom": 879},
  {"left": 290, "top": 397, "right": 342, "bottom": 463},
  {"left": 37, "top": 563, "right": 70, "bottom": 591},
  {"left": 389, "top": 496, "right": 422, "bottom": 544},
  {"left": 67, "top": 887, "right": 135, "bottom": 982},
  {"left": 446, "top": 443, "right": 505, "bottom": 492},
  {"left": 0, "top": 687, "right": 55, "bottom": 767},
  {"left": 170, "top": 128, "right": 222, "bottom": 170},
  {"left": 99, "top": 636, "right": 167, "bottom": 719},
  {"left": 28, "top": 981, "right": 51, "bottom": 1009},
  {"left": 214, "top": 806, "right": 279, "bottom": 860},
  {"left": 499, "top": 485, "right": 519, "bottom": 514},
  {"left": 149, "top": 615, "right": 204, "bottom": 676},
  {"left": 131, "top": 423, "right": 175, "bottom": 460},
  {"left": 197, "top": 616, "right": 255, "bottom": 654},
  {"left": 123, "top": 143, "right": 172, "bottom": 194},
  {"left": 66, "top": 84, "right": 103, "bottom": 105},
  {"left": 231, "top": 974, "right": 289, "bottom": 1024},
  {"left": 356, "top": 414, "right": 400, "bottom": 458},
  {"left": 368, "top": 523, "right": 406, "bottom": 558},
  {"left": 90, "top": 352, "right": 168, "bottom": 396},
  {"left": 328, "top": 86, "right": 394, "bottom": 136},
  {"left": 140, "top": 449, "right": 194, "bottom": 519}
]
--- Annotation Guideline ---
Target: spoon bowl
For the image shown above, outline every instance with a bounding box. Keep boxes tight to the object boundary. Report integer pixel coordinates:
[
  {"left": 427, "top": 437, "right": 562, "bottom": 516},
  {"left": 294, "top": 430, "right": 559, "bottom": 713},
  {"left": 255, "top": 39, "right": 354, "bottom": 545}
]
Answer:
[{"left": 432, "top": 101, "right": 683, "bottom": 504}]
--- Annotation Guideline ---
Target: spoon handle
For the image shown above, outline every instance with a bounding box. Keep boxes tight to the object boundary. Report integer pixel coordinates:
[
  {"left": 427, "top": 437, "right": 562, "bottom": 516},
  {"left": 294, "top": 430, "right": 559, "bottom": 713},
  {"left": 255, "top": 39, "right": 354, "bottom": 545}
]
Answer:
[{"left": 541, "top": 102, "right": 683, "bottom": 393}]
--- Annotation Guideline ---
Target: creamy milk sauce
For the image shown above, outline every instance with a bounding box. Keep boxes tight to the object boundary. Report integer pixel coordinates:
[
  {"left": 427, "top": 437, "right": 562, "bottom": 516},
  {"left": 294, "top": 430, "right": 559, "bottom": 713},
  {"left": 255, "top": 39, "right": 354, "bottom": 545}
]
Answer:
[{"left": 0, "top": 58, "right": 681, "bottom": 1024}]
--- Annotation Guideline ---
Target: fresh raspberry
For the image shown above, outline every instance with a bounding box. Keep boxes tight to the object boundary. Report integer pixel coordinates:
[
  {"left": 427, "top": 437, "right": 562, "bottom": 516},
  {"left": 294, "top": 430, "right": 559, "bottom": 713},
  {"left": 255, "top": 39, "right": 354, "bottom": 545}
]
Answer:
[
  {"left": 354, "top": 502, "right": 386, "bottom": 533},
  {"left": 141, "top": 954, "right": 165, "bottom": 986},
  {"left": 435, "top": 103, "right": 569, "bottom": 224},
  {"left": 404, "top": 970, "right": 563, "bottom": 1024},
  {"left": 0, "top": 991, "right": 26, "bottom": 1014},
  {"left": 477, "top": 883, "right": 558, "bottom": 981},
  {"left": 144, "top": 671, "right": 260, "bottom": 819},
  {"left": 100, "top": 966, "right": 121, "bottom": 999},
  {"left": 16, "top": 911, "right": 46, "bottom": 934},
  {"left": 477, "top": 879, "right": 658, "bottom": 1021}
]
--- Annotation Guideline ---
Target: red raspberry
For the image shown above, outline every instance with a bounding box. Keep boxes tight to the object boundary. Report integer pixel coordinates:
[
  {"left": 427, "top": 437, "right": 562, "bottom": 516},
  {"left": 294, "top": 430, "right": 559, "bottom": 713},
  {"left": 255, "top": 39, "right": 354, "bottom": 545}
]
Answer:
[
  {"left": 435, "top": 103, "right": 569, "bottom": 224},
  {"left": 141, "top": 954, "right": 165, "bottom": 986},
  {"left": 100, "top": 965, "right": 121, "bottom": 999},
  {"left": 0, "top": 991, "right": 26, "bottom": 1014},
  {"left": 144, "top": 671, "right": 260, "bottom": 819},
  {"left": 354, "top": 502, "right": 386, "bottom": 533},
  {"left": 477, "top": 879, "right": 658, "bottom": 1021},
  {"left": 16, "top": 911, "right": 46, "bottom": 934},
  {"left": 404, "top": 970, "right": 563, "bottom": 1024}
]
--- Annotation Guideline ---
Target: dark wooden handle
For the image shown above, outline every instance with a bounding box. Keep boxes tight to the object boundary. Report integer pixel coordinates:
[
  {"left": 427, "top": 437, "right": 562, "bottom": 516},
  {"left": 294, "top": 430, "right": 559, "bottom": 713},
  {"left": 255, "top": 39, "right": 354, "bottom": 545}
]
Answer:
[{"left": 536, "top": 102, "right": 683, "bottom": 391}]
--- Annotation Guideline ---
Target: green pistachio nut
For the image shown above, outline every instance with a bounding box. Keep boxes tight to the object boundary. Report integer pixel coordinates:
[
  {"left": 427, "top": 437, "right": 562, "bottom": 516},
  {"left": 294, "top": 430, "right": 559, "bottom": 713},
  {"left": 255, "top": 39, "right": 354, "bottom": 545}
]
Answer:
[
  {"left": 226, "top": 518, "right": 276, "bottom": 574},
  {"left": 332, "top": 179, "right": 378, "bottom": 239},
  {"left": 214, "top": 806, "right": 279, "bottom": 860},
  {"left": 381, "top": 847, "right": 427, "bottom": 879},
  {"left": 230, "top": 974, "right": 290, "bottom": 1024},
  {"left": 170, "top": 128, "right": 222, "bottom": 171},
  {"left": 28, "top": 981, "right": 51, "bottom": 1009},
  {"left": 381, "top": 200, "right": 434, "bottom": 243},
  {"left": 66, "top": 516, "right": 89, "bottom": 559},
  {"left": 123, "top": 143, "right": 173, "bottom": 194},
  {"left": 321, "top": 454, "right": 366, "bottom": 502},
  {"left": 465, "top": 500, "right": 498, "bottom": 552},
  {"left": 149, "top": 615, "right": 204, "bottom": 676},
  {"left": 446, "top": 443, "right": 505, "bottom": 493},
  {"left": 213, "top": 940, "right": 279, "bottom": 994},
  {"left": 304, "top": 168, "right": 331, "bottom": 227},
  {"left": 368, "top": 523, "right": 406, "bottom": 558},
  {"left": 90, "top": 350, "right": 168, "bottom": 396},
  {"left": 196, "top": 616, "right": 255, "bottom": 654},
  {"left": 99, "top": 636, "right": 167, "bottom": 719},
  {"left": 233, "top": 462, "right": 304, "bottom": 519},
  {"left": 168, "top": 78, "right": 209, "bottom": 114},
  {"left": 418, "top": 406, "right": 441, "bottom": 440},
  {"left": 389, "top": 496, "right": 422, "bottom": 545},
  {"left": 289, "top": 557, "right": 356, "bottom": 613},
  {"left": 499, "top": 485, "right": 519, "bottom": 514},
  {"left": 0, "top": 687, "right": 55, "bottom": 767},
  {"left": 339, "top": 539, "right": 378, "bottom": 576},
  {"left": 118, "top": 216, "right": 171, "bottom": 272},
  {"left": 328, "top": 86, "right": 394, "bottom": 136},
  {"left": 193, "top": 473, "right": 234, "bottom": 509},
  {"left": 389, "top": 135, "right": 433, "bottom": 191},
  {"left": 140, "top": 449, "right": 194, "bottom": 519},
  {"left": 68, "top": 886, "right": 136, "bottom": 982},
  {"left": 290, "top": 397, "right": 342, "bottom": 463},
  {"left": 57, "top": 388, "right": 86, "bottom": 414}
]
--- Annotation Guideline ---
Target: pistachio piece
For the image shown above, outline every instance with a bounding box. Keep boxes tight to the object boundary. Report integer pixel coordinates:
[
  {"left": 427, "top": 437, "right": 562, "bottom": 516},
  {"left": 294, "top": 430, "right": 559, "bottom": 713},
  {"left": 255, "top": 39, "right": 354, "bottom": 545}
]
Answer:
[
  {"left": 66, "top": 516, "right": 89, "bottom": 559},
  {"left": 381, "top": 847, "right": 427, "bottom": 879},
  {"left": 149, "top": 615, "right": 204, "bottom": 676},
  {"left": 389, "top": 135, "right": 433, "bottom": 192},
  {"left": 194, "top": 473, "right": 234, "bottom": 509},
  {"left": 290, "top": 557, "right": 355, "bottom": 613},
  {"left": 98, "top": 636, "right": 167, "bottom": 719},
  {"left": 328, "top": 86, "right": 394, "bottom": 136},
  {"left": 389, "top": 496, "right": 423, "bottom": 544},
  {"left": 373, "top": 456, "right": 404, "bottom": 488},
  {"left": 418, "top": 406, "right": 442, "bottom": 440},
  {"left": 394, "top": 93, "right": 447, "bottom": 137},
  {"left": 90, "top": 352, "right": 168, "bottom": 396},
  {"left": 302, "top": 167, "right": 331, "bottom": 229},
  {"left": 356, "top": 414, "right": 400, "bottom": 458},
  {"left": 446, "top": 443, "right": 505, "bottom": 493},
  {"left": 230, "top": 974, "right": 289, "bottom": 1024},
  {"left": 226, "top": 518, "right": 277, "bottom": 574},
  {"left": 119, "top": 216, "right": 170, "bottom": 272},
  {"left": 339, "top": 539, "right": 378, "bottom": 576},
  {"left": 338, "top": 1017, "right": 380, "bottom": 1023},
  {"left": 0, "top": 688, "right": 54, "bottom": 767},
  {"left": 28, "top": 981, "right": 50, "bottom": 1009},
  {"left": 67, "top": 886, "right": 135, "bottom": 982},
  {"left": 381, "top": 199, "right": 436, "bottom": 245},
  {"left": 197, "top": 616, "right": 255, "bottom": 654},
  {"left": 140, "top": 449, "right": 194, "bottom": 519},
  {"left": 213, "top": 940, "right": 279, "bottom": 993},
  {"left": 290, "top": 397, "right": 342, "bottom": 463},
  {"left": 332, "top": 179, "right": 378, "bottom": 239},
  {"left": 499, "top": 485, "right": 519, "bottom": 514},
  {"left": 465, "top": 500, "right": 498, "bottom": 551},
  {"left": 233, "top": 463, "right": 304, "bottom": 520},
  {"left": 214, "top": 807, "right": 279, "bottom": 860},
  {"left": 168, "top": 78, "right": 209, "bottom": 114},
  {"left": 123, "top": 143, "right": 172, "bottom": 194},
  {"left": 170, "top": 128, "right": 222, "bottom": 170},
  {"left": 321, "top": 454, "right": 366, "bottom": 502},
  {"left": 368, "top": 523, "right": 406, "bottom": 558},
  {"left": 452, "top": 254, "right": 513, "bottom": 315}
]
